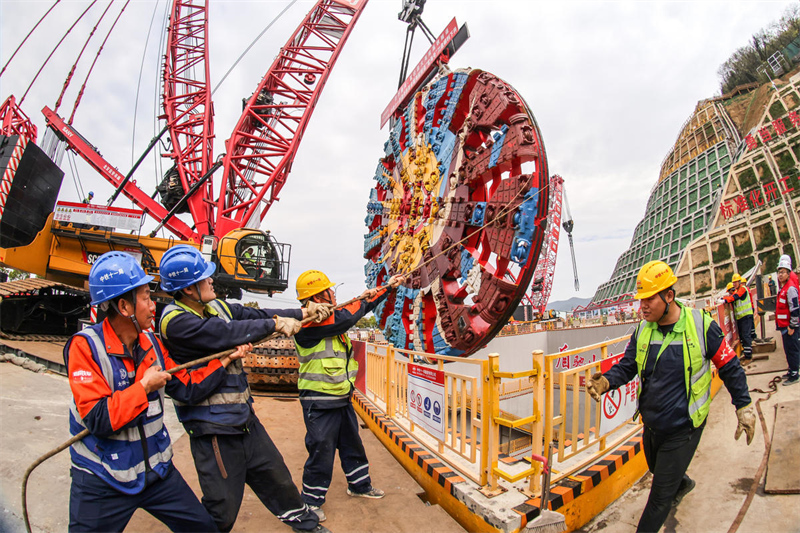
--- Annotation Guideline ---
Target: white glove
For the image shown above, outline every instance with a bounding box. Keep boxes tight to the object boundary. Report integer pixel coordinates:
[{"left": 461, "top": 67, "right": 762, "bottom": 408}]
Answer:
[
  {"left": 717, "top": 298, "right": 726, "bottom": 305},
  {"left": 273, "top": 316, "right": 302, "bottom": 337},
  {"left": 307, "top": 301, "right": 333, "bottom": 323}
]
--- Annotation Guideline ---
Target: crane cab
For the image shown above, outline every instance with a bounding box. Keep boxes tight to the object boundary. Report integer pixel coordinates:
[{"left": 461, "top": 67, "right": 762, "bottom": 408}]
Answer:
[{"left": 214, "top": 228, "right": 290, "bottom": 297}]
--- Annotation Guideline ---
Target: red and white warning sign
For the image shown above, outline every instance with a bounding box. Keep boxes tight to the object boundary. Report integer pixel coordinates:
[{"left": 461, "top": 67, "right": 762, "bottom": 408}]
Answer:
[{"left": 598, "top": 353, "right": 639, "bottom": 435}]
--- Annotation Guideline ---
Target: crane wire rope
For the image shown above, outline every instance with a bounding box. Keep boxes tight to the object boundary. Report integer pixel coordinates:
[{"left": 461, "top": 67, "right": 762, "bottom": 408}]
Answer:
[
  {"left": 54, "top": 1, "right": 116, "bottom": 114},
  {"left": 131, "top": 0, "right": 165, "bottom": 165},
  {"left": 0, "top": 0, "right": 62, "bottom": 79},
  {"left": 68, "top": 0, "right": 131, "bottom": 124},
  {"left": 152, "top": 1, "right": 171, "bottom": 198},
  {"left": 19, "top": 1, "right": 99, "bottom": 106},
  {"left": 210, "top": 0, "right": 300, "bottom": 96},
  {"left": 67, "top": 150, "right": 85, "bottom": 202}
]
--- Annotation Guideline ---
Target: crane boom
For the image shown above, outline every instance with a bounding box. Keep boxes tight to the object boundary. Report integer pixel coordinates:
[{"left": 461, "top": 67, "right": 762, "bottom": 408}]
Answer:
[
  {"left": 216, "top": 0, "right": 369, "bottom": 237},
  {"left": 162, "top": 0, "right": 215, "bottom": 237}
]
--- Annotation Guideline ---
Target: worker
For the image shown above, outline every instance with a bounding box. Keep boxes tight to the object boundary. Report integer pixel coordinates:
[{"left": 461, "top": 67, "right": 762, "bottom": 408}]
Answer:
[
  {"left": 157, "top": 245, "right": 332, "bottom": 533},
  {"left": 721, "top": 273, "right": 754, "bottom": 361},
  {"left": 65, "top": 251, "right": 250, "bottom": 532},
  {"left": 587, "top": 260, "right": 755, "bottom": 533},
  {"left": 726, "top": 281, "right": 734, "bottom": 293},
  {"left": 293, "top": 270, "right": 404, "bottom": 521},
  {"left": 82, "top": 191, "right": 94, "bottom": 204},
  {"left": 776, "top": 254, "right": 799, "bottom": 386}
]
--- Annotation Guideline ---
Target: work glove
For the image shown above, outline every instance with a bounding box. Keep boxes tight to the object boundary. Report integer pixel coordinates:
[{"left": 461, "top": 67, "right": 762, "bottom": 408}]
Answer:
[
  {"left": 307, "top": 301, "right": 333, "bottom": 323},
  {"left": 388, "top": 274, "right": 406, "bottom": 288},
  {"left": 717, "top": 298, "right": 726, "bottom": 305},
  {"left": 273, "top": 316, "right": 302, "bottom": 337},
  {"left": 735, "top": 405, "right": 756, "bottom": 445},
  {"left": 587, "top": 372, "right": 610, "bottom": 402}
]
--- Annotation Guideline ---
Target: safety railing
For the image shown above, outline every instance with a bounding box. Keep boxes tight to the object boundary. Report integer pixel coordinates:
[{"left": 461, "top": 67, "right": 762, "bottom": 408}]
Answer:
[
  {"left": 364, "top": 343, "right": 490, "bottom": 485},
  {"left": 362, "top": 334, "right": 639, "bottom": 496}
]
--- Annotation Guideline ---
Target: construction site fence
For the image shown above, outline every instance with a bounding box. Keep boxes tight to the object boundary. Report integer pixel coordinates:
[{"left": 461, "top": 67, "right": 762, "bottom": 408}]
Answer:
[{"left": 363, "top": 333, "right": 637, "bottom": 496}]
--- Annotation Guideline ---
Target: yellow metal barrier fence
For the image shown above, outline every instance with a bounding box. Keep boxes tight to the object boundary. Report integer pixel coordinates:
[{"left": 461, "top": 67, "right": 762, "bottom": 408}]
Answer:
[{"left": 362, "top": 334, "right": 639, "bottom": 497}]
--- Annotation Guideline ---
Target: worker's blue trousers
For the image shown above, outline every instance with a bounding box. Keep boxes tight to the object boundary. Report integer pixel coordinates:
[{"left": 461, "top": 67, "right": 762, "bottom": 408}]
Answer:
[
  {"left": 68, "top": 465, "right": 217, "bottom": 532},
  {"left": 300, "top": 402, "right": 372, "bottom": 506}
]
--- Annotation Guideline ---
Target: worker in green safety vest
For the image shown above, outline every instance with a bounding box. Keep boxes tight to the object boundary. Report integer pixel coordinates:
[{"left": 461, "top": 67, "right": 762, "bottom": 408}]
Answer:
[
  {"left": 292, "top": 269, "right": 404, "bottom": 523},
  {"left": 587, "top": 260, "right": 755, "bottom": 533},
  {"left": 721, "top": 273, "right": 755, "bottom": 361}
]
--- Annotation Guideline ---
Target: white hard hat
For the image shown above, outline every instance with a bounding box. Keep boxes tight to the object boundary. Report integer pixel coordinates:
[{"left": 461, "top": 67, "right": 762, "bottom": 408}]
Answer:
[{"left": 778, "top": 254, "right": 792, "bottom": 271}]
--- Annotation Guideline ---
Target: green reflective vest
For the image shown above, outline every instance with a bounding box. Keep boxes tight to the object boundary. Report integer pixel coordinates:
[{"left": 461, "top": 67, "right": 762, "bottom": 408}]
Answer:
[
  {"left": 635, "top": 306, "right": 714, "bottom": 428},
  {"left": 295, "top": 334, "right": 358, "bottom": 397},
  {"left": 733, "top": 289, "right": 754, "bottom": 320}
]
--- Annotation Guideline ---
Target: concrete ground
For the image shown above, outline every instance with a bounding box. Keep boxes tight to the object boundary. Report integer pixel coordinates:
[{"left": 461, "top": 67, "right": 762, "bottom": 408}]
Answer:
[
  {"left": 579, "top": 321, "right": 800, "bottom": 533},
  {"left": 0, "top": 363, "right": 463, "bottom": 533}
]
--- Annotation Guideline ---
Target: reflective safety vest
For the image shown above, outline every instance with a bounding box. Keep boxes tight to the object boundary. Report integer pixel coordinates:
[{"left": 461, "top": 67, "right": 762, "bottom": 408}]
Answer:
[
  {"left": 68, "top": 325, "right": 173, "bottom": 494},
  {"left": 295, "top": 334, "right": 358, "bottom": 398},
  {"left": 776, "top": 278, "right": 799, "bottom": 328},
  {"left": 733, "top": 289, "right": 754, "bottom": 320},
  {"left": 160, "top": 300, "right": 252, "bottom": 427},
  {"left": 635, "top": 306, "right": 713, "bottom": 428}
]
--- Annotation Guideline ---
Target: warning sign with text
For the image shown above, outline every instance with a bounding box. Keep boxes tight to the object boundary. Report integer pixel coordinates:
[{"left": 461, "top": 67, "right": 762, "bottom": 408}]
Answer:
[
  {"left": 408, "top": 363, "right": 445, "bottom": 441},
  {"left": 598, "top": 353, "right": 639, "bottom": 435}
]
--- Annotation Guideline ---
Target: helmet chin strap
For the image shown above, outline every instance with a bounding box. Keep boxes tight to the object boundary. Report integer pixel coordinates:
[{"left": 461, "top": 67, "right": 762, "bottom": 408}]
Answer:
[
  {"left": 657, "top": 291, "right": 671, "bottom": 323},
  {"left": 182, "top": 281, "right": 207, "bottom": 306},
  {"left": 110, "top": 298, "right": 143, "bottom": 334}
]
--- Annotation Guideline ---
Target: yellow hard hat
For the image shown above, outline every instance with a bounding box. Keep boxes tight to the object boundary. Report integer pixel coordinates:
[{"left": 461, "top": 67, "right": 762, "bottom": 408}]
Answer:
[
  {"left": 634, "top": 260, "right": 678, "bottom": 300},
  {"left": 726, "top": 282, "right": 734, "bottom": 291},
  {"left": 732, "top": 273, "right": 744, "bottom": 283},
  {"left": 296, "top": 270, "right": 335, "bottom": 300}
]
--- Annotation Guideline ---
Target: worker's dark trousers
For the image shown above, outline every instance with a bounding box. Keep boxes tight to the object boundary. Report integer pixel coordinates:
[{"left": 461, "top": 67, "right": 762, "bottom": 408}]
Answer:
[
  {"left": 637, "top": 423, "right": 705, "bottom": 533},
  {"left": 737, "top": 314, "right": 754, "bottom": 358},
  {"left": 300, "top": 402, "right": 372, "bottom": 506},
  {"left": 68, "top": 465, "right": 218, "bottom": 532},
  {"left": 782, "top": 327, "right": 800, "bottom": 373},
  {"left": 189, "top": 419, "right": 318, "bottom": 532}
]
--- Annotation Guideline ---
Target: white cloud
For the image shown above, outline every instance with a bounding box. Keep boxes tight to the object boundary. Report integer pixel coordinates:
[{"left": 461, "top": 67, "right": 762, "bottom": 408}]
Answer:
[{"left": 1, "top": 0, "right": 794, "bottom": 309}]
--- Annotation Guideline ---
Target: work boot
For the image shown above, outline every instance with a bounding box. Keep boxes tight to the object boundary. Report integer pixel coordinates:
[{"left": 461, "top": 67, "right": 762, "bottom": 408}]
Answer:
[
  {"left": 293, "top": 525, "right": 331, "bottom": 533},
  {"left": 347, "top": 486, "right": 385, "bottom": 499},
  {"left": 309, "top": 505, "right": 326, "bottom": 522},
  {"left": 672, "top": 475, "right": 695, "bottom": 507},
  {"left": 781, "top": 371, "right": 793, "bottom": 380},
  {"left": 782, "top": 373, "right": 799, "bottom": 386}
]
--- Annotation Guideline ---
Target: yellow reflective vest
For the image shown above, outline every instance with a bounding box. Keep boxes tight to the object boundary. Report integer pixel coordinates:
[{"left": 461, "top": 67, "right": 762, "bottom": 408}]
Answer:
[
  {"left": 295, "top": 334, "right": 358, "bottom": 398},
  {"left": 635, "top": 306, "right": 714, "bottom": 428}
]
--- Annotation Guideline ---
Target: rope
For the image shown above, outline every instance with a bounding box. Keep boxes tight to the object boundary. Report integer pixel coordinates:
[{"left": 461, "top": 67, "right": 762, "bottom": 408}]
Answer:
[
  {"left": 0, "top": 0, "right": 61, "bottom": 78},
  {"left": 726, "top": 375, "right": 782, "bottom": 533},
  {"left": 21, "top": 312, "right": 323, "bottom": 533},
  {"left": 54, "top": 1, "right": 115, "bottom": 114},
  {"left": 68, "top": 0, "right": 131, "bottom": 124},
  {"left": 19, "top": 1, "right": 99, "bottom": 106}
]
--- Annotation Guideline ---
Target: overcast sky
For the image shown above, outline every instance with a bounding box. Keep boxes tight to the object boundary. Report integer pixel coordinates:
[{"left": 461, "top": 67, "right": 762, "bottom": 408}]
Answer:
[{"left": 0, "top": 0, "right": 795, "bottom": 308}]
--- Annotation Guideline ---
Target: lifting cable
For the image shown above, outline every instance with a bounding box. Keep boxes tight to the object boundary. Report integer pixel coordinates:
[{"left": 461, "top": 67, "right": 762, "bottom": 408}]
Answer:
[
  {"left": 211, "top": 0, "right": 300, "bottom": 96},
  {"left": 19, "top": 1, "right": 99, "bottom": 106},
  {"left": 54, "top": 0, "right": 116, "bottom": 114},
  {"left": 68, "top": 0, "right": 131, "bottom": 124},
  {"left": 0, "top": 0, "right": 62, "bottom": 79},
  {"left": 727, "top": 375, "right": 782, "bottom": 533},
  {"left": 67, "top": 151, "right": 85, "bottom": 202},
  {"left": 131, "top": 0, "right": 166, "bottom": 165}
]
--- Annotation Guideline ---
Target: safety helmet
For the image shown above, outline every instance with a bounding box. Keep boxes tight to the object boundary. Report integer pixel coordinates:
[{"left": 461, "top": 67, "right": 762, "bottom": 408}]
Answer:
[
  {"left": 634, "top": 260, "right": 678, "bottom": 300},
  {"left": 89, "top": 252, "right": 154, "bottom": 306},
  {"left": 731, "top": 273, "right": 744, "bottom": 283},
  {"left": 159, "top": 245, "right": 216, "bottom": 292},
  {"left": 296, "top": 269, "right": 335, "bottom": 300},
  {"left": 778, "top": 254, "right": 792, "bottom": 271},
  {"left": 726, "top": 282, "right": 734, "bottom": 291},
  {"left": 87, "top": 191, "right": 94, "bottom": 196}
]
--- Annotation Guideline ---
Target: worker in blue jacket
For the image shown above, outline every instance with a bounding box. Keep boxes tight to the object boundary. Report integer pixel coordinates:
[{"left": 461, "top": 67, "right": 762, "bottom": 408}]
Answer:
[
  {"left": 292, "top": 270, "right": 404, "bottom": 521},
  {"left": 66, "top": 251, "right": 249, "bottom": 532},
  {"left": 588, "top": 261, "right": 755, "bottom": 533},
  {"left": 158, "top": 246, "right": 332, "bottom": 533}
]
